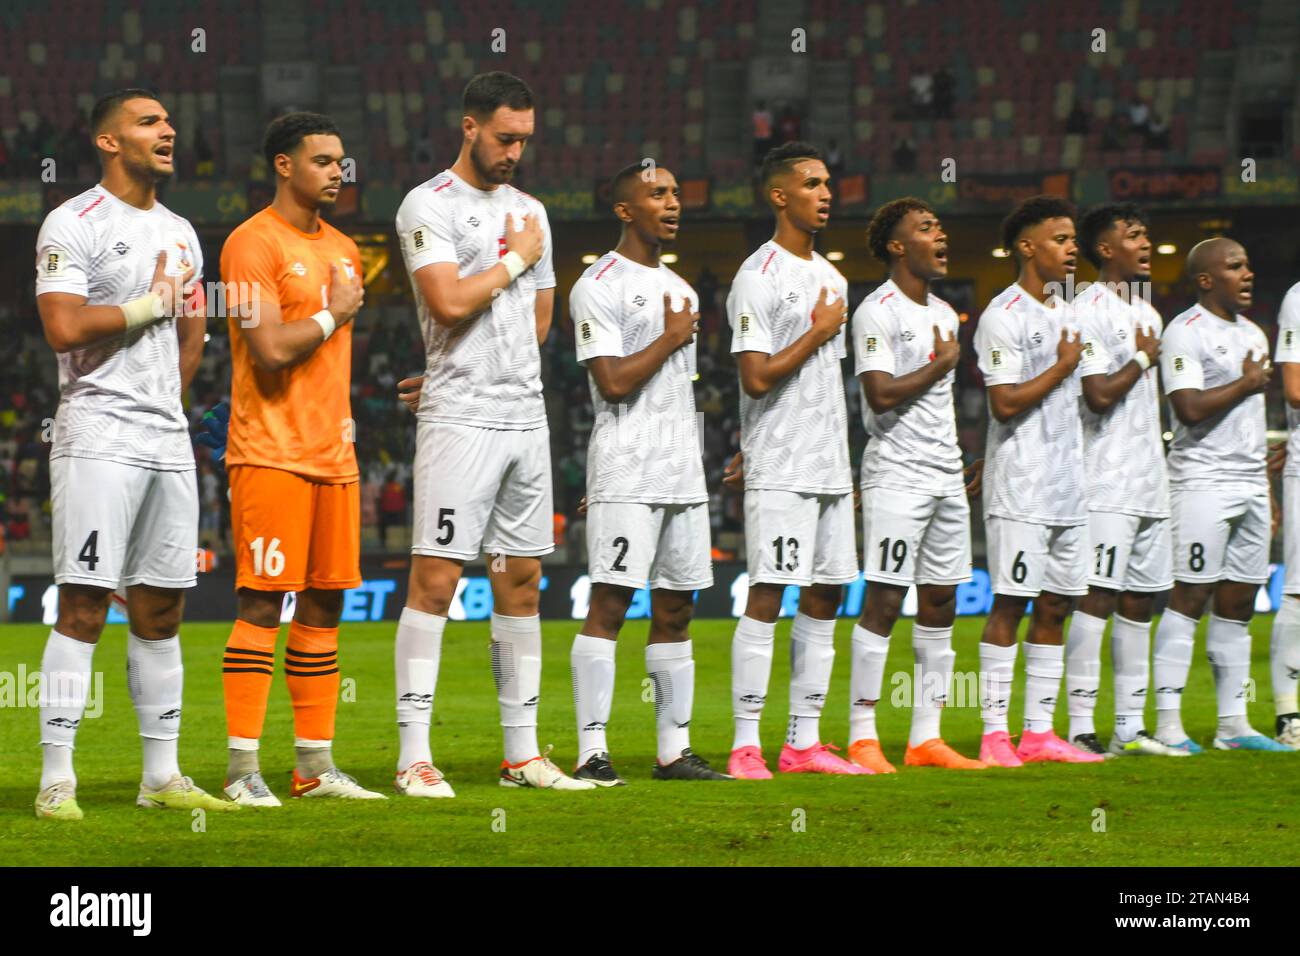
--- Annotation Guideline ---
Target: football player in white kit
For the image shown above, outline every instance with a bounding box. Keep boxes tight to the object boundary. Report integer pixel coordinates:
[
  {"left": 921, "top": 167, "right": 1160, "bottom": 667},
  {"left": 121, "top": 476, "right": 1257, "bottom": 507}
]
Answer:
[
  {"left": 1271, "top": 279, "right": 1300, "bottom": 748},
  {"left": 973, "top": 195, "right": 1103, "bottom": 767},
  {"left": 33, "top": 89, "right": 233, "bottom": 818},
  {"left": 847, "top": 197, "right": 987, "bottom": 773},
  {"left": 567, "top": 163, "right": 731, "bottom": 785},
  {"left": 391, "top": 71, "right": 593, "bottom": 791},
  {"left": 726, "top": 142, "right": 866, "bottom": 779},
  {"left": 1152, "top": 237, "right": 1291, "bottom": 752},
  {"left": 1068, "top": 203, "right": 1185, "bottom": 758}
]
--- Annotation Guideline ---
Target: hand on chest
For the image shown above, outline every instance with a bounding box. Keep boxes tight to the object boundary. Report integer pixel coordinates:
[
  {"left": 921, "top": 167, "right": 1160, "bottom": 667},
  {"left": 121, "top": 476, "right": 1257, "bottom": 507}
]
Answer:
[{"left": 279, "top": 247, "right": 355, "bottom": 313}]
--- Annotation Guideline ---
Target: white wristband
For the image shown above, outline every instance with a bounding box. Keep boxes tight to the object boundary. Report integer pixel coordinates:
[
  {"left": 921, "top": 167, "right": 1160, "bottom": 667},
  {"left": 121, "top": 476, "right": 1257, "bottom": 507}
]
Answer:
[
  {"left": 1132, "top": 351, "right": 1151, "bottom": 371},
  {"left": 501, "top": 251, "right": 527, "bottom": 282},
  {"left": 311, "top": 308, "right": 337, "bottom": 341},
  {"left": 120, "top": 293, "right": 163, "bottom": 330}
]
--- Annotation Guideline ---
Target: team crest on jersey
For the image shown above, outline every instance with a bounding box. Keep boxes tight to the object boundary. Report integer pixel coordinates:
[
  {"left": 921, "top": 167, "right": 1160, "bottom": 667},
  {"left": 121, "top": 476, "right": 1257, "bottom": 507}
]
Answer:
[
  {"left": 339, "top": 257, "right": 356, "bottom": 280},
  {"left": 42, "top": 247, "right": 68, "bottom": 276},
  {"left": 739, "top": 313, "right": 752, "bottom": 335},
  {"left": 632, "top": 294, "right": 646, "bottom": 308},
  {"left": 112, "top": 241, "right": 130, "bottom": 256},
  {"left": 1214, "top": 344, "right": 1228, "bottom": 356},
  {"left": 467, "top": 216, "right": 480, "bottom": 228},
  {"left": 1117, "top": 327, "right": 1129, "bottom": 340},
  {"left": 175, "top": 240, "right": 191, "bottom": 269},
  {"left": 290, "top": 261, "right": 307, "bottom": 276},
  {"left": 785, "top": 291, "right": 800, "bottom": 306},
  {"left": 579, "top": 319, "right": 593, "bottom": 342},
  {"left": 900, "top": 329, "right": 915, "bottom": 342},
  {"left": 1030, "top": 329, "right": 1044, "bottom": 346}
]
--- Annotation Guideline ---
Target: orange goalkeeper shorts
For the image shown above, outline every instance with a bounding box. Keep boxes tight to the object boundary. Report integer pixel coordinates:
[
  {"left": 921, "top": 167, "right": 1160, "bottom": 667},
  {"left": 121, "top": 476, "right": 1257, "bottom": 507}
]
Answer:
[{"left": 229, "top": 464, "right": 361, "bottom": 592}]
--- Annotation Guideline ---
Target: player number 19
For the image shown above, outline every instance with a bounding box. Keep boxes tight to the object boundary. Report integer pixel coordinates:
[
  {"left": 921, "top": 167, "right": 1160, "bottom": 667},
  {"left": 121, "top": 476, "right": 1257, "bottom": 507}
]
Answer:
[{"left": 250, "top": 536, "right": 285, "bottom": 577}]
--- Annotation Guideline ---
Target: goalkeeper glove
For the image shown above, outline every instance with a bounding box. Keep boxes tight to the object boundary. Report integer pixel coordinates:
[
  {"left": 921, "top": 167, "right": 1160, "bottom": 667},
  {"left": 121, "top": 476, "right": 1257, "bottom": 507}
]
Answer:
[{"left": 195, "top": 400, "right": 230, "bottom": 463}]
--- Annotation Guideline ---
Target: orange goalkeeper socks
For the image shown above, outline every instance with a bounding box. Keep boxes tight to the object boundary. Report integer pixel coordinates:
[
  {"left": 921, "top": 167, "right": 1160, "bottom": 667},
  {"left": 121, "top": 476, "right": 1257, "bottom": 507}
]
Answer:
[
  {"left": 223, "top": 619, "right": 279, "bottom": 741},
  {"left": 285, "top": 620, "right": 340, "bottom": 743}
]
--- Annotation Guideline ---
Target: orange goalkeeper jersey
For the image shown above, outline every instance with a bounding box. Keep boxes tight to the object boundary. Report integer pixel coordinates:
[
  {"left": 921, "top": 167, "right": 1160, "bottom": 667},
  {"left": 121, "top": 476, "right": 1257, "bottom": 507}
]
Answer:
[{"left": 221, "top": 205, "right": 361, "bottom": 483}]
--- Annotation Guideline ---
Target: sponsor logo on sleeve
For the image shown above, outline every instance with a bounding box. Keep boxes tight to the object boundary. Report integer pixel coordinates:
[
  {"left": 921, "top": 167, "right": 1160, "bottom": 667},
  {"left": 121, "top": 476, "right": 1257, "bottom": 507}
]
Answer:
[
  {"left": 865, "top": 335, "right": 878, "bottom": 354},
  {"left": 41, "top": 247, "right": 68, "bottom": 277},
  {"left": 739, "top": 313, "right": 752, "bottom": 335},
  {"left": 990, "top": 348, "right": 1003, "bottom": 369},
  {"left": 1173, "top": 355, "right": 1185, "bottom": 372},
  {"left": 579, "top": 319, "right": 593, "bottom": 342}
]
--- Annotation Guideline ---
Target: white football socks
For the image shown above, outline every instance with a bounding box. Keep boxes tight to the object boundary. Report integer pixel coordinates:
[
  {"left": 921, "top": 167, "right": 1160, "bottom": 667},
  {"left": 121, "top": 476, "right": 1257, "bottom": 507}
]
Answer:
[
  {"left": 979, "top": 642, "right": 1017, "bottom": 735},
  {"left": 491, "top": 612, "right": 542, "bottom": 765},
  {"left": 1153, "top": 608, "right": 1197, "bottom": 743},
  {"left": 394, "top": 606, "right": 446, "bottom": 770},
  {"left": 127, "top": 632, "right": 184, "bottom": 790},
  {"left": 786, "top": 613, "right": 836, "bottom": 751},
  {"left": 571, "top": 633, "right": 616, "bottom": 764},
  {"left": 1271, "top": 594, "right": 1300, "bottom": 716},
  {"left": 1065, "top": 611, "right": 1104, "bottom": 739},
  {"left": 1022, "top": 642, "right": 1064, "bottom": 734},
  {"left": 647, "top": 641, "right": 694, "bottom": 765},
  {"left": 1206, "top": 614, "right": 1256, "bottom": 739},
  {"left": 848, "top": 623, "right": 890, "bottom": 743},
  {"left": 731, "top": 615, "right": 775, "bottom": 751},
  {"left": 38, "top": 630, "right": 95, "bottom": 790},
  {"left": 1110, "top": 613, "right": 1151, "bottom": 741},
  {"left": 911, "top": 624, "right": 955, "bottom": 746}
]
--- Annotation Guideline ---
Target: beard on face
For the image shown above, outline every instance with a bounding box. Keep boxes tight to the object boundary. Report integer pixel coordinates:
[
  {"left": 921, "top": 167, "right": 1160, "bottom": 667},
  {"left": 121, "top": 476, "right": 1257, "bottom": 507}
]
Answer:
[{"left": 471, "top": 136, "right": 514, "bottom": 185}]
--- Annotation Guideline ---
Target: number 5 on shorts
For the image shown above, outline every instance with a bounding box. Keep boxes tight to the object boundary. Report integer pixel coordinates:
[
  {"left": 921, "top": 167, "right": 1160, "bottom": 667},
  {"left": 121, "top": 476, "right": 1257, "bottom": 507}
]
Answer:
[{"left": 250, "top": 536, "right": 285, "bottom": 577}]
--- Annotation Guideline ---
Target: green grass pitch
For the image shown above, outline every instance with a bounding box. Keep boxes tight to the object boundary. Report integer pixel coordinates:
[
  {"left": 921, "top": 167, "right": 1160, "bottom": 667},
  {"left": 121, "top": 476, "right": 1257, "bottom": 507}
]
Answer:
[{"left": 1, "top": 616, "right": 1296, "bottom": 866}]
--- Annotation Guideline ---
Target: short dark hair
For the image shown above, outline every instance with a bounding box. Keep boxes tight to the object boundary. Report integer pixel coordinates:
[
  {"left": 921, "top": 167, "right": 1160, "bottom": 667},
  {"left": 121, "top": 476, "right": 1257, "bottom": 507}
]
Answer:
[
  {"left": 1077, "top": 202, "right": 1150, "bottom": 269},
  {"left": 263, "top": 111, "right": 342, "bottom": 169},
  {"left": 1001, "top": 194, "right": 1077, "bottom": 258},
  {"left": 866, "top": 196, "right": 933, "bottom": 264},
  {"left": 463, "top": 71, "right": 535, "bottom": 118},
  {"left": 89, "top": 88, "right": 160, "bottom": 136},
  {"left": 610, "top": 162, "right": 655, "bottom": 205},
  {"left": 760, "top": 141, "right": 823, "bottom": 189}
]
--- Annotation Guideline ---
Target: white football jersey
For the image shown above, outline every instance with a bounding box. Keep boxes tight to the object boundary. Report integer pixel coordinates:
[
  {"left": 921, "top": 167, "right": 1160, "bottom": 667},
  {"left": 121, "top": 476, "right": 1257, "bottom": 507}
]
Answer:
[
  {"left": 974, "top": 283, "right": 1086, "bottom": 526},
  {"left": 34, "top": 184, "right": 203, "bottom": 471},
  {"left": 853, "top": 278, "right": 964, "bottom": 497},
  {"left": 726, "top": 240, "right": 851, "bottom": 495},
  {"left": 395, "top": 169, "right": 556, "bottom": 430},
  {"left": 1161, "top": 304, "right": 1269, "bottom": 488},
  {"left": 1272, "top": 281, "right": 1300, "bottom": 480},
  {"left": 1075, "top": 281, "right": 1170, "bottom": 517},
  {"left": 571, "top": 251, "right": 706, "bottom": 505}
]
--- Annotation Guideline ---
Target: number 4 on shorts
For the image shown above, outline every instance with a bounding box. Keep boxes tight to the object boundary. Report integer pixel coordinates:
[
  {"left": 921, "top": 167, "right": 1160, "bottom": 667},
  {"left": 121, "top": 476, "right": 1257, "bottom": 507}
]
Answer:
[{"left": 78, "top": 530, "right": 100, "bottom": 571}]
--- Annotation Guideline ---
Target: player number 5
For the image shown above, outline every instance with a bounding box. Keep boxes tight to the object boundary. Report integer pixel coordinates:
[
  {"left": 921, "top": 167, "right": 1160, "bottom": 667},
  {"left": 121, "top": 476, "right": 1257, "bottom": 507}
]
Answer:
[
  {"left": 250, "top": 536, "right": 285, "bottom": 577},
  {"left": 436, "top": 508, "right": 456, "bottom": 546}
]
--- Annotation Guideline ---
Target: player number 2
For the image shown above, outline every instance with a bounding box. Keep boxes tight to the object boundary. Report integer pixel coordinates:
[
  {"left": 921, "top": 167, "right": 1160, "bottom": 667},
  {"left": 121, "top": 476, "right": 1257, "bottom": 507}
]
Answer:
[
  {"left": 250, "top": 536, "right": 285, "bottom": 577},
  {"left": 878, "top": 537, "right": 907, "bottom": 573},
  {"left": 435, "top": 508, "right": 456, "bottom": 545},
  {"left": 1188, "top": 542, "right": 1205, "bottom": 573},
  {"left": 611, "top": 536, "right": 629, "bottom": 573},
  {"left": 1011, "top": 550, "right": 1028, "bottom": 584},
  {"left": 1094, "top": 544, "right": 1116, "bottom": 578},
  {"left": 772, "top": 536, "right": 799, "bottom": 572}
]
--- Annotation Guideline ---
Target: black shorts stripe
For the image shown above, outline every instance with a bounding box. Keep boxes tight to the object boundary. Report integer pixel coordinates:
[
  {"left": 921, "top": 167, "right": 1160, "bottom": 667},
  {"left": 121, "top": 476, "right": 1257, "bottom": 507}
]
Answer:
[
  {"left": 222, "top": 666, "right": 274, "bottom": 675},
  {"left": 225, "top": 646, "right": 274, "bottom": 658},
  {"left": 284, "top": 667, "right": 340, "bottom": 677},
  {"left": 284, "top": 647, "right": 336, "bottom": 658}
]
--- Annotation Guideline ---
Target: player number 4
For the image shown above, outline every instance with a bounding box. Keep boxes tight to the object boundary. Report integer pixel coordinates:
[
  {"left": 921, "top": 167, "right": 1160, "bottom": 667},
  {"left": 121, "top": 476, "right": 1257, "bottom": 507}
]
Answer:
[
  {"left": 78, "top": 530, "right": 100, "bottom": 572},
  {"left": 250, "top": 536, "right": 285, "bottom": 577}
]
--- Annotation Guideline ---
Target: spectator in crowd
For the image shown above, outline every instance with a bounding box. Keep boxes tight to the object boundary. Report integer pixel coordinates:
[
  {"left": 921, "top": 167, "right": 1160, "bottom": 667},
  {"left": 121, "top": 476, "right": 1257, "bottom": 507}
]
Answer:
[
  {"left": 932, "top": 66, "right": 955, "bottom": 119},
  {"left": 776, "top": 103, "right": 802, "bottom": 144},
  {"left": 1128, "top": 98, "right": 1150, "bottom": 135},
  {"left": 751, "top": 99, "right": 773, "bottom": 167},
  {"left": 194, "top": 126, "right": 215, "bottom": 177},
  {"left": 893, "top": 134, "right": 918, "bottom": 172},
  {"left": 377, "top": 469, "right": 408, "bottom": 549},
  {"left": 1146, "top": 114, "right": 1170, "bottom": 150},
  {"left": 1066, "top": 99, "right": 1089, "bottom": 135},
  {"left": 909, "top": 71, "right": 933, "bottom": 118},
  {"left": 826, "top": 138, "right": 845, "bottom": 177}
]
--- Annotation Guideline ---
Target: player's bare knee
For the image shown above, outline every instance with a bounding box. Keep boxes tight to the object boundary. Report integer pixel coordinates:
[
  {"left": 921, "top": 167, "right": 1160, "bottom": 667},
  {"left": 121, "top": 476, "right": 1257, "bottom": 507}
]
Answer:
[
  {"left": 586, "top": 584, "right": 631, "bottom": 635},
  {"left": 1034, "top": 591, "right": 1072, "bottom": 627},
  {"left": 650, "top": 592, "right": 694, "bottom": 640},
  {"left": 1212, "top": 583, "right": 1255, "bottom": 623},
  {"left": 743, "top": 584, "right": 783, "bottom": 623},
  {"left": 1116, "top": 590, "right": 1155, "bottom": 622},
  {"left": 1079, "top": 587, "right": 1118, "bottom": 620},
  {"left": 861, "top": 582, "right": 904, "bottom": 633},
  {"left": 1169, "top": 581, "right": 1212, "bottom": 619},
  {"left": 296, "top": 588, "right": 344, "bottom": 627},
  {"left": 236, "top": 589, "right": 283, "bottom": 629},
  {"left": 129, "top": 588, "right": 185, "bottom": 639},
  {"left": 800, "top": 583, "right": 841, "bottom": 620},
  {"left": 916, "top": 585, "right": 956, "bottom": 627}
]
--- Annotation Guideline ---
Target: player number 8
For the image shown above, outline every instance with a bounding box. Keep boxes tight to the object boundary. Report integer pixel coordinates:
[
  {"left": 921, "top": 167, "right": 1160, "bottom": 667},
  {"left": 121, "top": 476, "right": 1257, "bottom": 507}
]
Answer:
[{"left": 250, "top": 536, "right": 285, "bottom": 577}]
